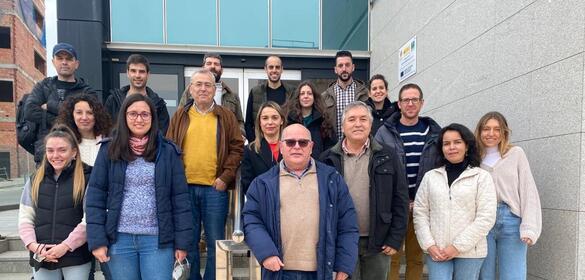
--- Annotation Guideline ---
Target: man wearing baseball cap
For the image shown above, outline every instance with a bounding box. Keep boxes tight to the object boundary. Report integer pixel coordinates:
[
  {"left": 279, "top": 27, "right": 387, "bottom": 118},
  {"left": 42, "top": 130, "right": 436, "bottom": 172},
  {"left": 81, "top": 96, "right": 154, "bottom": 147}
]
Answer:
[{"left": 23, "top": 42, "right": 95, "bottom": 162}]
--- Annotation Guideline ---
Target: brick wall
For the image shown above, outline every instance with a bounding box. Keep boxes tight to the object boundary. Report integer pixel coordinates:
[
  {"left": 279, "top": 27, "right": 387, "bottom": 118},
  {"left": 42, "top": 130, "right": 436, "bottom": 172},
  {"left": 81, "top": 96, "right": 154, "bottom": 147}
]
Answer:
[{"left": 0, "top": 0, "right": 46, "bottom": 178}]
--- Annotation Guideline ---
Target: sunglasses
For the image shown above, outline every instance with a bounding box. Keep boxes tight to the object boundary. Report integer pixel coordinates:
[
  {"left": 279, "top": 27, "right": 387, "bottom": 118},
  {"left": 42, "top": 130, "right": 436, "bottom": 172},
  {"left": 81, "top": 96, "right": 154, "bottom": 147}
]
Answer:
[{"left": 281, "top": 139, "right": 311, "bottom": 148}]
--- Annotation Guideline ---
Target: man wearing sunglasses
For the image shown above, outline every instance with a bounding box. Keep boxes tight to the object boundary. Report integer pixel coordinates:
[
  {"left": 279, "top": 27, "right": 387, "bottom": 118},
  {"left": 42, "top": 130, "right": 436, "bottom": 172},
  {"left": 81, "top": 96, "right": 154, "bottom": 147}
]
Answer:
[
  {"left": 321, "top": 101, "right": 409, "bottom": 279},
  {"left": 243, "top": 124, "right": 359, "bottom": 280}
]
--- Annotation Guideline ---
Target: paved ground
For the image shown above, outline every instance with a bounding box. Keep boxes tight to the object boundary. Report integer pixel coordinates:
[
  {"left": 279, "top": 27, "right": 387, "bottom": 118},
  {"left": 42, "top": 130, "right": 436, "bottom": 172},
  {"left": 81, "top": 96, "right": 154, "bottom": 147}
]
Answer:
[{"left": 0, "top": 209, "right": 18, "bottom": 237}]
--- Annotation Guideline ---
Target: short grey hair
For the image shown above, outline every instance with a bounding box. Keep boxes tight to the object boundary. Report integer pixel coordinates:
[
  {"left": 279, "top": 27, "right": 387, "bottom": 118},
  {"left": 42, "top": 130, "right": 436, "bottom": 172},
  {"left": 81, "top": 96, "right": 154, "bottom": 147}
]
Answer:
[
  {"left": 191, "top": 69, "right": 216, "bottom": 84},
  {"left": 341, "top": 101, "right": 373, "bottom": 124}
]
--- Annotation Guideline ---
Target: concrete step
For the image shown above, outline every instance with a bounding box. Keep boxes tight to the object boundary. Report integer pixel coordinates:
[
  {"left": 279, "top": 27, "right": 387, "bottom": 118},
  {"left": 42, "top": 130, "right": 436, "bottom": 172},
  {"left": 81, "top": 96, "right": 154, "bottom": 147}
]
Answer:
[{"left": 0, "top": 251, "right": 30, "bottom": 273}]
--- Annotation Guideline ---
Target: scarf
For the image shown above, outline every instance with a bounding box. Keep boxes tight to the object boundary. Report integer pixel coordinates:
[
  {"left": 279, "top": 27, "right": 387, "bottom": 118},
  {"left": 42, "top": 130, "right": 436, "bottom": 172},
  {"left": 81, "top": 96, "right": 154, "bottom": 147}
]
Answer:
[{"left": 129, "top": 135, "right": 149, "bottom": 156}]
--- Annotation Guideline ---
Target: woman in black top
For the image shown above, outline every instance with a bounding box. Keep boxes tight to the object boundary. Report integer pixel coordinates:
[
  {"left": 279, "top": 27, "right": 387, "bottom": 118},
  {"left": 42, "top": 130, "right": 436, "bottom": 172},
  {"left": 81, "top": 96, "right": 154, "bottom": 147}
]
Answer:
[
  {"left": 285, "top": 80, "right": 336, "bottom": 157},
  {"left": 366, "top": 74, "right": 399, "bottom": 135},
  {"left": 241, "top": 101, "right": 286, "bottom": 194}
]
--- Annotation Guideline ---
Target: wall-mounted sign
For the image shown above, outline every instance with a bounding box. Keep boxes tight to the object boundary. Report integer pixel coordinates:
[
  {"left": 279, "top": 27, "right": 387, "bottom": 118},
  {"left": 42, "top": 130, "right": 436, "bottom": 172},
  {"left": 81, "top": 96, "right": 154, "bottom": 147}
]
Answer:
[{"left": 399, "top": 36, "right": 416, "bottom": 82}]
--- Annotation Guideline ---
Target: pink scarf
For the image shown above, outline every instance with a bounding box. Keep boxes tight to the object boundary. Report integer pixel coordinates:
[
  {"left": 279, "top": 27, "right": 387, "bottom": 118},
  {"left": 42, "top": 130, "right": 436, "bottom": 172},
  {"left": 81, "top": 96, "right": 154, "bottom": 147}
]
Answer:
[{"left": 129, "top": 135, "right": 149, "bottom": 156}]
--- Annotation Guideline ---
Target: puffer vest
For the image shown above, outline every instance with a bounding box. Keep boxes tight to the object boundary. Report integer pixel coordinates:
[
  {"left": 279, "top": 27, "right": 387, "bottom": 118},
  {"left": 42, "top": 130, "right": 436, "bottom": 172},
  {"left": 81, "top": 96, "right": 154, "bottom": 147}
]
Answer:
[{"left": 31, "top": 162, "right": 92, "bottom": 270}]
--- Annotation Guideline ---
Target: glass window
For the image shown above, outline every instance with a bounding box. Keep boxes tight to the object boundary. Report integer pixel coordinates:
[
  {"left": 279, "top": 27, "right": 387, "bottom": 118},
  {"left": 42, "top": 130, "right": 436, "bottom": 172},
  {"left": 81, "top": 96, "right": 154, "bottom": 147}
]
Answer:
[
  {"left": 322, "top": 0, "right": 368, "bottom": 51},
  {"left": 167, "top": 0, "right": 216, "bottom": 45},
  {"left": 120, "top": 73, "right": 179, "bottom": 116},
  {"left": 272, "top": 0, "right": 319, "bottom": 49},
  {"left": 0, "top": 80, "right": 14, "bottom": 102},
  {"left": 220, "top": 0, "right": 268, "bottom": 47},
  {"left": 110, "top": 0, "right": 163, "bottom": 43}
]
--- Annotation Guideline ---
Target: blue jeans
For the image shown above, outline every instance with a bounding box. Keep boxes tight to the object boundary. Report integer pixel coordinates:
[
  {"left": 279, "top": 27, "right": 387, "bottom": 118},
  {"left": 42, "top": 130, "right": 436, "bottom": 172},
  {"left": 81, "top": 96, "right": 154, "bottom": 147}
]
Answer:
[
  {"left": 479, "top": 203, "right": 527, "bottom": 280},
  {"left": 426, "top": 255, "right": 484, "bottom": 280},
  {"left": 107, "top": 232, "right": 174, "bottom": 280},
  {"left": 282, "top": 270, "right": 318, "bottom": 280},
  {"left": 33, "top": 262, "right": 91, "bottom": 280},
  {"left": 187, "top": 185, "right": 229, "bottom": 280}
]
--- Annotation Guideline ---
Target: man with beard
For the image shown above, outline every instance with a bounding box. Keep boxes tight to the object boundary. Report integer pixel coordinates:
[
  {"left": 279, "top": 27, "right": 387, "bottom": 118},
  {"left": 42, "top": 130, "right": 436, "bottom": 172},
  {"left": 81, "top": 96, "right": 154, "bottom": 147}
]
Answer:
[
  {"left": 105, "top": 54, "right": 170, "bottom": 134},
  {"left": 24, "top": 43, "right": 95, "bottom": 163},
  {"left": 244, "top": 56, "right": 295, "bottom": 141},
  {"left": 322, "top": 51, "right": 369, "bottom": 140},
  {"left": 179, "top": 53, "right": 245, "bottom": 134}
]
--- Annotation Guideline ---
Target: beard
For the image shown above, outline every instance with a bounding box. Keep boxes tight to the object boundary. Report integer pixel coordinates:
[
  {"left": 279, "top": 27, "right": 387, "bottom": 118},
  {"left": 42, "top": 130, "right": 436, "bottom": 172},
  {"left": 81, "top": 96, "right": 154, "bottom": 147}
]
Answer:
[
  {"left": 210, "top": 69, "right": 222, "bottom": 82},
  {"left": 337, "top": 72, "right": 352, "bottom": 82}
]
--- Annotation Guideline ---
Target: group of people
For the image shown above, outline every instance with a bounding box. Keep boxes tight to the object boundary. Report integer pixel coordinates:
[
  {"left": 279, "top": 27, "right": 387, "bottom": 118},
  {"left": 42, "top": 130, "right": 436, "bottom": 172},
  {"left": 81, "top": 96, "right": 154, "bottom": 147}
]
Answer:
[{"left": 16, "top": 43, "right": 541, "bottom": 280}]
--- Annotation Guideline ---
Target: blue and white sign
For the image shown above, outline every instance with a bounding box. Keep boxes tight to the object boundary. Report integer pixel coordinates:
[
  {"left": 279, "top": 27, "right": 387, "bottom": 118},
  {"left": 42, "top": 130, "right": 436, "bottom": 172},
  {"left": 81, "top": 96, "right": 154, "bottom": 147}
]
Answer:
[{"left": 399, "top": 36, "right": 417, "bottom": 82}]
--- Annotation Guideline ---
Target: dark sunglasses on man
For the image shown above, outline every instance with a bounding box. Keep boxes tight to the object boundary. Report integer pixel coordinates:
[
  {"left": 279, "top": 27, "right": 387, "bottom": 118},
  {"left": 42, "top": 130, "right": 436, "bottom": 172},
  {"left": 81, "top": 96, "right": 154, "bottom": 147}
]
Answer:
[{"left": 281, "top": 139, "right": 311, "bottom": 148}]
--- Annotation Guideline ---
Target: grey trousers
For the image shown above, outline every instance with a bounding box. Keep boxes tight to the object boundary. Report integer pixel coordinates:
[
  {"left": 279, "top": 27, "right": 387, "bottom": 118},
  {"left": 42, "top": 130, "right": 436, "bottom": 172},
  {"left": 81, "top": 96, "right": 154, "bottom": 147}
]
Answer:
[{"left": 352, "top": 237, "right": 391, "bottom": 280}]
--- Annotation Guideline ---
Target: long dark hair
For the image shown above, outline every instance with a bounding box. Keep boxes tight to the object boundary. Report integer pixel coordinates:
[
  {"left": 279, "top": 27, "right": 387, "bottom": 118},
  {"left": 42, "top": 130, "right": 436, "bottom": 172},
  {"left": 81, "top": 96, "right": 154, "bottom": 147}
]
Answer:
[
  {"left": 57, "top": 93, "right": 112, "bottom": 142},
  {"left": 285, "top": 80, "right": 334, "bottom": 139},
  {"left": 108, "top": 94, "right": 159, "bottom": 162},
  {"left": 437, "top": 123, "right": 481, "bottom": 167}
]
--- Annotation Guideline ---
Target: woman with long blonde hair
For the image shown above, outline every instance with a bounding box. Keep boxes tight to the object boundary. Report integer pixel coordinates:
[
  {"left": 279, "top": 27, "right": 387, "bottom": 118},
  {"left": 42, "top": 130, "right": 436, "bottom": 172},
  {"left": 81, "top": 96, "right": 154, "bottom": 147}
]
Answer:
[
  {"left": 476, "top": 112, "right": 542, "bottom": 280},
  {"left": 241, "top": 101, "right": 286, "bottom": 194},
  {"left": 18, "top": 124, "right": 93, "bottom": 279}
]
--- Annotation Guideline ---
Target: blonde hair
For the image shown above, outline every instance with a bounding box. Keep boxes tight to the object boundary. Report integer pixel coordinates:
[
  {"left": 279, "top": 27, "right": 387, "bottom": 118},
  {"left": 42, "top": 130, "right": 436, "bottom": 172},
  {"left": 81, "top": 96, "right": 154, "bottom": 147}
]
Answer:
[
  {"left": 474, "top": 111, "right": 513, "bottom": 158},
  {"left": 251, "top": 101, "right": 286, "bottom": 153},
  {"left": 31, "top": 124, "right": 85, "bottom": 207}
]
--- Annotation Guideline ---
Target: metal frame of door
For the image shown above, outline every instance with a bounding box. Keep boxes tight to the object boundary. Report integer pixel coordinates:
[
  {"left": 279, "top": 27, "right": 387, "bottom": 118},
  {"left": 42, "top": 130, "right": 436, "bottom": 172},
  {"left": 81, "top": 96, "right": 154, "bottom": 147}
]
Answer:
[{"left": 184, "top": 67, "right": 301, "bottom": 115}]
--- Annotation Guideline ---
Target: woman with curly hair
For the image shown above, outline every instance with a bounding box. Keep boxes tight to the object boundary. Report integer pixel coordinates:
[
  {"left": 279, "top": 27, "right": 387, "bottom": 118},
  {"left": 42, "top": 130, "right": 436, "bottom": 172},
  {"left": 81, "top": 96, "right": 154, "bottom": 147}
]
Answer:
[
  {"left": 285, "top": 80, "right": 336, "bottom": 157},
  {"left": 57, "top": 93, "right": 112, "bottom": 166}
]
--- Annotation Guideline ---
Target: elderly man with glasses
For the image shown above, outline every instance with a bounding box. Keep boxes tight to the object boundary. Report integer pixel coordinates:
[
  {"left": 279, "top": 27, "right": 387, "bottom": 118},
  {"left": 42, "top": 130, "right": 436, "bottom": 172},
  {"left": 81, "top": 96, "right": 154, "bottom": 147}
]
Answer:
[
  {"left": 243, "top": 123, "right": 359, "bottom": 280},
  {"left": 166, "top": 69, "right": 244, "bottom": 280}
]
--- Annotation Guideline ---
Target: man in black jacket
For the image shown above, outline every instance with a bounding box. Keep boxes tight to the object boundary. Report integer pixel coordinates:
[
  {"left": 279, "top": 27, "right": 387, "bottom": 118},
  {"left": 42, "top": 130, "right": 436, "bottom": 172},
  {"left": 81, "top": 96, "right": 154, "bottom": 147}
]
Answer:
[
  {"left": 24, "top": 43, "right": 94, "bottom": 163},
  {"left": 320, "top": 101, "right": 409, "bottom": 280},
  {"left": 374, "top": 83, "right": 441, "bottom": 280},
  {"left": 104, "top": 54, "right": 170, "bottom": 134}
]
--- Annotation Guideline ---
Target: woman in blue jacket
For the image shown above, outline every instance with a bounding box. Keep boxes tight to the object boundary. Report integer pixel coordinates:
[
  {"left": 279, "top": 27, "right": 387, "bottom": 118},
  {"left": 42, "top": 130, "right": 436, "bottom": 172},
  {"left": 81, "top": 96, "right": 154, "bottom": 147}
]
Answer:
[{"left": 86, "top": 94, "right": 193, "bottom": 280}]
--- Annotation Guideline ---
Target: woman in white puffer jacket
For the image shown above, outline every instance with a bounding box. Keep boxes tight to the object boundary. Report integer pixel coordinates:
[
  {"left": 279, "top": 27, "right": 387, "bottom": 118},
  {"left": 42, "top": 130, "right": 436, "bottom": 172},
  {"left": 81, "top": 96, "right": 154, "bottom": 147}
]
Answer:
[{"left": 413, "top": 123, "right": 497, "bottom": 280}]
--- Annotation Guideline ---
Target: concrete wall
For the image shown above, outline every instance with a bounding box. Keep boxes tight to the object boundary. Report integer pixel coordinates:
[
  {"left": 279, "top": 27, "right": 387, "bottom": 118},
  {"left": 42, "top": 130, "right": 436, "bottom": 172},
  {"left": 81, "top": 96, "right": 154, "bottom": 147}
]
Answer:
[{"left": 370, "top": 0, "right": 584, "bottom": 279}]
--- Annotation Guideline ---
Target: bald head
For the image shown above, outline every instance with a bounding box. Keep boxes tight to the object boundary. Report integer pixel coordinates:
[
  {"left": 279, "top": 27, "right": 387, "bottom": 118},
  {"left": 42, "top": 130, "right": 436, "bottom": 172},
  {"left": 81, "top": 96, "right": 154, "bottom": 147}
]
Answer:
[
  {"left": 281, "top": 124, "right": 311, "bottom": 141},
  {"left": 280, "top": 124, "right": 313, "bottom": 172}
]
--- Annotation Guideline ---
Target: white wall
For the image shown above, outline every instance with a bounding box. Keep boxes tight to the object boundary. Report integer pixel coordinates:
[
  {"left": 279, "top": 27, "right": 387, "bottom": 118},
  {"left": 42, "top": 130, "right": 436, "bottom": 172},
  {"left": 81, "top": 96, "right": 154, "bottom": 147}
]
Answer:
[{"left": 371, "top": 1, "right": 585, "bottom": 279}]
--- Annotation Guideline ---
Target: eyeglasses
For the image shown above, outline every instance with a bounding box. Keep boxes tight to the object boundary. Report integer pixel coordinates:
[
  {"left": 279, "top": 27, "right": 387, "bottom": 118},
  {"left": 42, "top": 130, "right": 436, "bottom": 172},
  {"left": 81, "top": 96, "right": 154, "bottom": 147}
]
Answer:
[
  {"left": 399, "top": 98, "right": 421, "bottom": 105},
  {"left": 126, "top": 111, "right": 151, "bottom": 120},
  {"left": 281, "top": 139, "right": 311, "bottom": 148},
  {"left": 192, "top": 82, "right": 214, "bottom": 89}
]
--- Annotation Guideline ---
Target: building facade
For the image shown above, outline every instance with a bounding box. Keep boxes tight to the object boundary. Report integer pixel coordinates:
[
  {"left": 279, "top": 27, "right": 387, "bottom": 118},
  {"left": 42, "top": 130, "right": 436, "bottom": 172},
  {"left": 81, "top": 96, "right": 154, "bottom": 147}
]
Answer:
[
  {"left": 0, "top": 0, "right": 45, "bottom": 178},
  {"left": 56, "top": 0, "right": 371, "bottom": 117},
  {"left": 370, "top": 0, "right": 585, "bottom": 279}
]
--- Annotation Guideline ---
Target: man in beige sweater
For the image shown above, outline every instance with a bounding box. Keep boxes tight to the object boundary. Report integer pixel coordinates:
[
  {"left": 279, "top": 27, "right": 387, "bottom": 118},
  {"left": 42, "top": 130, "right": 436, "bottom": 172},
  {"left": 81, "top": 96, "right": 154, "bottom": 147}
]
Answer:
[{"left": 243, "top": 124, "right": 359, "bottom": 280}]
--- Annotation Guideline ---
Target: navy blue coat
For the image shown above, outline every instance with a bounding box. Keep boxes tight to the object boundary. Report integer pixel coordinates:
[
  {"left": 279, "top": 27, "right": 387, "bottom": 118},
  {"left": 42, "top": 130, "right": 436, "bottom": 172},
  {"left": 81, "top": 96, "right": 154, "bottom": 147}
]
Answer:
[
  {"left": 243, "top": 160, "right": 359, "bottom": 280},
  {"left": 86, "top": 135, "right": 193, "bottom": 252}
]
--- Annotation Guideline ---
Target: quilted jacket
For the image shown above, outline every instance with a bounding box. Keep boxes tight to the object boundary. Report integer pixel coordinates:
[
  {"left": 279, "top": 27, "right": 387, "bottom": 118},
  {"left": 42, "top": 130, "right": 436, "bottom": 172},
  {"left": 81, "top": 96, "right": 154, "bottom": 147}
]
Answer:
[{"left": 413, "top": 166, "right": 496, "bottom": 258}]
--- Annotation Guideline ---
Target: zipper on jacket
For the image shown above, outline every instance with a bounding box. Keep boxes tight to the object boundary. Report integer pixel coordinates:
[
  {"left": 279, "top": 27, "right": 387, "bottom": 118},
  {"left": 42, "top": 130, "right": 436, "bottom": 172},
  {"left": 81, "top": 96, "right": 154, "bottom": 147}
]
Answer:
[{"left": 51, "top": 182, "right": 59, "bottom": 242}]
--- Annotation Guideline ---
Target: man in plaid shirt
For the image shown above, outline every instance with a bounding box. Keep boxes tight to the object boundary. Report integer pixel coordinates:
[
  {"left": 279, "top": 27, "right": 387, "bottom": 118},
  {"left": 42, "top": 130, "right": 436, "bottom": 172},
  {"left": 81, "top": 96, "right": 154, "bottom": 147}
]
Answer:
[{"left": 322, "top": 51, "right": 369, "bottom": 140}]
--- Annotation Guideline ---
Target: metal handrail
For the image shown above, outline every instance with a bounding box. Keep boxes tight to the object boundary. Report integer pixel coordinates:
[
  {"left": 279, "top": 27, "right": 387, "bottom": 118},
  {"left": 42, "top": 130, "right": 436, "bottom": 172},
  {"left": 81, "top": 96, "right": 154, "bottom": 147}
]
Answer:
[{"left": 231, "top": 167, "right": 244, "bottom": 243}]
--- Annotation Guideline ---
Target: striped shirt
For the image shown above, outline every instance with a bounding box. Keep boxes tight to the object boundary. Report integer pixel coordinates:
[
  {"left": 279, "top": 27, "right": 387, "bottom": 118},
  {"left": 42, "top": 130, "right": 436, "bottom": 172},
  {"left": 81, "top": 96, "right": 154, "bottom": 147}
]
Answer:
[
  {"left": 397, "top": 121, "right": 429, "bottom": 199},
  {"left": 334, "top": 81, "right": 356, "bottom": 140}
]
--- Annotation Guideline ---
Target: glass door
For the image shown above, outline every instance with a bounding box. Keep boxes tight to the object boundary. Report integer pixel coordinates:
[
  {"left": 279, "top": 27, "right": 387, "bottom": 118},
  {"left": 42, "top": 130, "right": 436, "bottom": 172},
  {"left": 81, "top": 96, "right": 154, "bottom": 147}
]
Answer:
[{"left": 184, "top": 68, "right": 301, "bottom": 117}]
